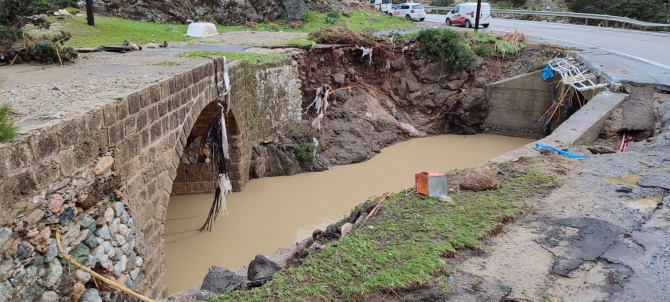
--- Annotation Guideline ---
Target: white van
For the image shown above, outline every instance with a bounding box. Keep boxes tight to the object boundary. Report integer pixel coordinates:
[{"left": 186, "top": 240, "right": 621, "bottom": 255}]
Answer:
[
  {"left": 369, "top": 0, "right": 393, "bottom": 13},
  {"left": 445, "top": 2, "right": 492, "bottom": 28}
]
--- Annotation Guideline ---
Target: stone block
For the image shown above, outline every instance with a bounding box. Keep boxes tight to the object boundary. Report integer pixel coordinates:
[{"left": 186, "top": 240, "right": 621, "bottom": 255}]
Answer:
[
  {"left": 168, "top": 95, "right": 178, "bottom": 112},
  {"left": 58, "top": 148, "right": 76, "bottom": 177},
  {"left": 140, "top": 129, "right": 151, "bottom": 150},
  {"left": 103, "top": 104, "right": 117, "bottom": 127},
  {"left": 5, "top": 141, "right": 34, "bottom": 172},
  {"left": 116, "top": 98, "right": 129, "bottom": 121},
  {"left": 34, "top": 159, "right": 60, "bottom": 188},
  {"left": 128, "top": 93, "right": 141, "bottom": 115},
  {"left": 115, "top": 141, "right": 129, "bottom": 165},
  {"left": 139, "top": 88, "right": 151, "bottom": 109},
  {"left": 127, "top": 175, "right": 144, "bottom": 200},
  {"left": 127, "top": 133, "right": 140, "bottom": 156},
  {"left": 87, "top": 108, "right": 105, "bottom": 133},
  {"left": 159, "top": 80, "right": 170, "bottom": 100},
  {"left": 136, "top": 111, "right": 148, "bottom": 131},
  {"left": 147, "top": 105, "right": 158, "bottom": 121},
  {"left": 150, "top": 84, "right": 161, "bottom": 104},
  {"left": 150, "top": 122, "right": 163, "bottom": 142},
  {"left": 157, "top": 100, "right": 168, "bottom": 117},
  {"left": 125, "top": 115, "right": 137, "bottom": 135},
  {"left": 169, "top": 78, "right": 177, "bottom": 94},
  {"left": 29, "top": 127, "right": 60, "bottom": 161},
  {"left": 161, "top": 116, "right": 171, "bottom": 135},
  {"left": 108, "top": 123, "right": 125, "bottom": 146}
]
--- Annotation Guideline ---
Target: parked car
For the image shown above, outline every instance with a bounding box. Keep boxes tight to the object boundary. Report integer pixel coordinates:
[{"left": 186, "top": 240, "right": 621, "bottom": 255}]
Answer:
[
  {"left": 368, "top": 0, "right": 393, "bottom": 13},
  {"left": 388, "top": 2, "right": 426, "bottom": 21},
  {"left": 445, "top": 2, "right": 491, "bottom": 28}
]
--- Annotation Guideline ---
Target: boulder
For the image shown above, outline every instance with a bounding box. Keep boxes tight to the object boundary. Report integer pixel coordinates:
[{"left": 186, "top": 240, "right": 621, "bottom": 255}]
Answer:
[
  {"left": 637, "top": 176, "right": 670, "bottom": 190},
  {"left": 331, "top": 73, "right": 346, "bottom": 86},
  {"left": 247, "top": 255, "right": 281, "bottom": 281},
  {"left": 459, "top": 167, "right": 498, "bottom": 191},
  {"left": 200, "top": 267, "right": 243, "bottom": 294},
  {"left": 587, "top": 145, "right": 617, "bottom": 154}
]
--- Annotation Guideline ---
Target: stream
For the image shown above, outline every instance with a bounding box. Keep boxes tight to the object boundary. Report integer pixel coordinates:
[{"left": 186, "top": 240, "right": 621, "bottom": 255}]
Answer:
[{"left": 163, "top": 134, "right": 533, "bottom": 293}]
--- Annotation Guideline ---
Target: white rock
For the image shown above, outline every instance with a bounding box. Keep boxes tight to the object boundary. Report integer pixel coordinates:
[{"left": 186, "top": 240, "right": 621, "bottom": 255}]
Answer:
[
  {"left": 102, "top": 241, "right": 112, "bottom": 253},
  {"left": 109, "top": 218, "right": 120, "bottom": 235},
  {"left": 135, "top": 257, "right": 143, "bottom": 267},
  {"left": 120, "top": 255, "right": 127, "bottom": 272},
  {"left": 103, "top": 207, "right": 115, "bottom": 223},
  {"left": 118, "top": 224, "right": 129, "bottom": 237},
  {"left": 130, "top": 267, "right": 140, "bottom": 280},
  {"left": 74, "top": 270, "right": 91, "bottom": 283},
  {"left": 115, "top": 234, "right": 127, "bottom": 246},
  {"left": 106, "top": 247, "right": 115, "bottom": 258}
]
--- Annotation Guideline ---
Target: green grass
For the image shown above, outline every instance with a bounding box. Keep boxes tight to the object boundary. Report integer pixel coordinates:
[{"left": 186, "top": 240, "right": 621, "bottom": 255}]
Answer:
[
  {"left": 154, "top": 61, "right": 181, "bottom": 67},
  {"left": 46, "top": 14, "right": 242, "bottom": 48},
  {"left": 176, "top": 51, "right": 286, "bottom": 65},
  {"left": 211, "top": 168, "right": 555, "bottom": 301},
  {"left": 467, "top": 31, "right": 526, "bottom": 58},
  {"left": 260, "top": 11, "right": 416, "bottom": 33},
  {"left": 0, "top": 104, "right": 18, "bottom": 142},
  {"left": 29, "top": 10, "right": 412, "bottom": 49}
]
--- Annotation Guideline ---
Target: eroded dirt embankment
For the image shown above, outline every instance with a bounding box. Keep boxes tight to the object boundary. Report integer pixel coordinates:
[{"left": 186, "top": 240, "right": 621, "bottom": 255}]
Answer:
[{"left": 249, "top": 28, "right": 566, "bottom": 177}]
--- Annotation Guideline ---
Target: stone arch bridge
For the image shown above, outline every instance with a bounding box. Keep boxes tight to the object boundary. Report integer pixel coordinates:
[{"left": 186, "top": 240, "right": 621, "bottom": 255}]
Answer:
[{"left": 0, "top": 57, "right": 302, "bottom": 299}]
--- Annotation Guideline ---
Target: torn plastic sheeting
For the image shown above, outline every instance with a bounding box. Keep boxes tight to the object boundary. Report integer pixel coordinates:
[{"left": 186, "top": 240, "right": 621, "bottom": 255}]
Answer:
[
  {"left": 542, "top": 64, "right": 554, "bottom": 81},
  {"left": 356, "top": 45, "right": 373, "bottom": 65}
]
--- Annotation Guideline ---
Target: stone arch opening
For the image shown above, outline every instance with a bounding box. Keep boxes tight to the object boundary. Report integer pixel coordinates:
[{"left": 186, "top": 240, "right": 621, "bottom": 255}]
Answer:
[{"left": 171, "top": 101, "right": 245, "bottom": 195}]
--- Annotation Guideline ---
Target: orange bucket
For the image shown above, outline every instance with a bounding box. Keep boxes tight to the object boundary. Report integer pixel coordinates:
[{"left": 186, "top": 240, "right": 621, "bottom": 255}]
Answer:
[{"left": 415, "top": 172, "right": 448, "bottom": 197}]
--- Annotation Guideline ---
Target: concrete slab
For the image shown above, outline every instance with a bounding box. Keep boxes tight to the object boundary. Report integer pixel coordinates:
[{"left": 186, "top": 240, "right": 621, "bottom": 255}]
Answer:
[{"left": 548, "top": 91, "right": 627, "bottom": 145}]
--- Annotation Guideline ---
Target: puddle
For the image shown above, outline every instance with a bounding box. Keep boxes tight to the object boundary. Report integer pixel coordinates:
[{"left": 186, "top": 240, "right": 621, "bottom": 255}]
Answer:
[
  {"left": 605, "top": 174, "right": 642, "bottom": 186},
  {"left": 628, "top": 197, "right": 662, "bottom": 210},
  {"left": 164, "top": 134, "right": 533, "bottom": 293}
]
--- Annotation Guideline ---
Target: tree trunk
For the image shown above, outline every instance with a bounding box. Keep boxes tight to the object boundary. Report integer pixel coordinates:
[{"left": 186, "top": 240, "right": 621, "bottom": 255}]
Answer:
[{"left": 86, "top": 0, "right": 95, "bottom": 26}]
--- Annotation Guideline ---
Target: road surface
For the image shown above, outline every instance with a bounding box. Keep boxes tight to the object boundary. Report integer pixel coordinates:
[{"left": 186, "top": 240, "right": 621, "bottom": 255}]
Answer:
[{"left": 423, "top": 14, "right": 670, "bottom": 88}]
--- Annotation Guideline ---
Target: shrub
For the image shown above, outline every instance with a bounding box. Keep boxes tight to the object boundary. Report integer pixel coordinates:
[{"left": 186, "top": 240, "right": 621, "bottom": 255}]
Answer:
[
  {"left": 417, "top": 28, "right": 476, "bottom": 70},
  {"left": 431, "top": 0, "right": 454, "bottom": 6},
  {"left": 0, "top": 104, "right": 17, "bottom": 142},
  {"left": 294, "top": 142, "right": 316, "bottom": 162}
]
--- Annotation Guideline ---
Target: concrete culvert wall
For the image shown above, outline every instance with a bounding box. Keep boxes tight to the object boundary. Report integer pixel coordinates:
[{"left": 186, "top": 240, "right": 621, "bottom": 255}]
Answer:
[{"left": 0, "top": 57, "right": 302, "bottom": 300}]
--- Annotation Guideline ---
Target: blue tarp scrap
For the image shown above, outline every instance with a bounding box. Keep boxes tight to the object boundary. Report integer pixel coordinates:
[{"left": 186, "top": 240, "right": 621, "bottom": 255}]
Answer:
[
  {"left": 535, "top": 143, "right": 586, "bottom": 160},
  {"left": 542, "top": 64, "right": 554, "bottom": 81}
]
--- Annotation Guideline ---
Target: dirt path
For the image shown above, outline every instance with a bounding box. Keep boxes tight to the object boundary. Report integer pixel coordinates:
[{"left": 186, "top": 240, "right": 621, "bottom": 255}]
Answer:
[{"left": 448, "top": 98, "right": 670, "bottom": 302}]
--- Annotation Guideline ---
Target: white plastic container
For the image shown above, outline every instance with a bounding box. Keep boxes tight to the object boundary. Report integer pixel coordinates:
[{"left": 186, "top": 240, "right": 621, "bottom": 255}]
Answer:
[{"left": 186, "top": 22, "right": 219, "bottom": 38}]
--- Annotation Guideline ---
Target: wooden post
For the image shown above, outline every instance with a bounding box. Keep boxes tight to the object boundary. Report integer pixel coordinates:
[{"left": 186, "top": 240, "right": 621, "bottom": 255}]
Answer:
[
  {"left": 474, "top": 0, "right": 482, "bottom": 31},
  {"left": 86, "top": 0, "right": 95, "bottom": 26}
]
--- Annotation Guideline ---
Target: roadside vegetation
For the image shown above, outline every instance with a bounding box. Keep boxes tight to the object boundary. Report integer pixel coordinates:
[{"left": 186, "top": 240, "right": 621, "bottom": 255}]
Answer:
[
  {"left": 211, "top": 166, "right": 557, "bottom": 301},
  {"left": 0, "top": 104, "right": 18, "bottom": 141},
  {"left": 177, "top": 51, "right": 286, "bottom": 66}
]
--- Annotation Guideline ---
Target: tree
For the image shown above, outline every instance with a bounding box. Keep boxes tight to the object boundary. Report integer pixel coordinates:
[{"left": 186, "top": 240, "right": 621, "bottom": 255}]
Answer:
[{"left": 86, "top": 0, "right": 94, "bottom": 26}]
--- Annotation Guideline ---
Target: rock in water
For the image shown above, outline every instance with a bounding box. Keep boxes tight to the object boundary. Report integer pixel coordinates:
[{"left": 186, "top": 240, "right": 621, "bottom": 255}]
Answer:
[
  {"left": 200, "top": 267, "right": 243, "bottom": 294},
  {"left": 459, "top": 166, "right": 498, "bottom": 191},
  {"left": 247, "top": 255, "right": 281, "bottom": 281}
]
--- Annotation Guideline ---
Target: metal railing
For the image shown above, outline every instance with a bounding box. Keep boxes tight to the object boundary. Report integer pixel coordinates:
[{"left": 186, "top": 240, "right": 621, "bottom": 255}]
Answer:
[{"left": 424, "top": 6, "right": 670, "bottom": 28}]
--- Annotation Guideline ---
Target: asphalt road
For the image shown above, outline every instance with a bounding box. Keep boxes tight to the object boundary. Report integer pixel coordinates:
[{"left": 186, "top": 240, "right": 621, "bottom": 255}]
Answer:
[{"left": 424, "top": 14, "right": 670, "bottom": 69}]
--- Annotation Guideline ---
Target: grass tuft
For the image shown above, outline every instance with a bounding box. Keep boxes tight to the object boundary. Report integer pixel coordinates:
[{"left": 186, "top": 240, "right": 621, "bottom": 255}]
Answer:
[
  {"left": 210, "top": 167, "right": 556, "bottom": 301},
  {"left": 176, "top": 51, "right": 286, "bottom": 65},
  {"left": 0, "top": 104, "right": 18, "bottom": 141}
]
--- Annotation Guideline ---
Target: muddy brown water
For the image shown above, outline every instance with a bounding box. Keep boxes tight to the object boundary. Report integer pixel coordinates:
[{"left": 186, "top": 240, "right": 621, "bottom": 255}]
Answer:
[{"left": 164, "top": 134, "right": 533, "bottom": 293}]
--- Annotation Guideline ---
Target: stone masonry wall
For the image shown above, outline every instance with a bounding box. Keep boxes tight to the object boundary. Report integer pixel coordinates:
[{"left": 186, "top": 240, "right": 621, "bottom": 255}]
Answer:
[
  {"left": 0, "top": 57, "right": 301, "bottom": 300},
  {"left": 172, "top": 60, "right": 303, "bottom": 194}
]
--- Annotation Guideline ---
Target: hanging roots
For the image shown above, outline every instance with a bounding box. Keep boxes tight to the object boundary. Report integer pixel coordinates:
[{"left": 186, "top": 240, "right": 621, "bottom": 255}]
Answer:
[
  {"left": 199, "top": 56, "right": 239, "bottom": 232},
  {"left": 304, "top": 84, "right": 331, "bottom": 130}
]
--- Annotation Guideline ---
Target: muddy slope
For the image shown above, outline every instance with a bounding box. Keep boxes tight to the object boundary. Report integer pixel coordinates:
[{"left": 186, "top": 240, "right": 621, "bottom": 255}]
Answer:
[{"left": 250, "top": 31, "right": 564, "bottom": 177}]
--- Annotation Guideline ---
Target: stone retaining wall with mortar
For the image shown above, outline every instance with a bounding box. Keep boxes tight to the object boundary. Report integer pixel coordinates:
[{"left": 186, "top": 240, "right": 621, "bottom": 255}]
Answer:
[{"left": 0, "top": 57, "right": 302, "bottom": 301}]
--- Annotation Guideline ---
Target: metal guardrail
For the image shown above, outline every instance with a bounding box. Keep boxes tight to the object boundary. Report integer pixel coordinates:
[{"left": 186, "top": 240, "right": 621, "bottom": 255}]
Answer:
[{"left": 424, "top": 6, "right": 670, "bottom": 28}]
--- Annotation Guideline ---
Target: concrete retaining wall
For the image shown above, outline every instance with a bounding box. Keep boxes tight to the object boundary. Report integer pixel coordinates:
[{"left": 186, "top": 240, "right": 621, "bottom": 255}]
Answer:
[{"left": 484, "top": 70, "right": 555, "bottom": 138}]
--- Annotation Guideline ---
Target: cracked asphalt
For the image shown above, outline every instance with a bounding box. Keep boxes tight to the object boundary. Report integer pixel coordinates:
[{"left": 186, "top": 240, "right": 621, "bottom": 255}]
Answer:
[{"left": 447, "top": 99, "right": 670, "bottom": 301}]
